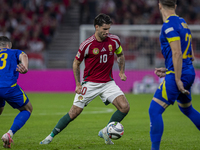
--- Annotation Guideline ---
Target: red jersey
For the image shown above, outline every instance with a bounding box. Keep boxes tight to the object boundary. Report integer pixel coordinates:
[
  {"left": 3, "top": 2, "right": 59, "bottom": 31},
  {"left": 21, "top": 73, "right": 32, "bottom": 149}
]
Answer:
[{"left": 76, "top": 33, "right": 121, "bottom": 83}]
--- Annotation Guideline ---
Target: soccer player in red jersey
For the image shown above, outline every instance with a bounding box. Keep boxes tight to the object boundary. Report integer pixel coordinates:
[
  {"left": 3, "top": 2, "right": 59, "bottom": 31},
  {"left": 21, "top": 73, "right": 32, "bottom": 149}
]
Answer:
[{"left": 40, "top": 13, "right": 130, "bottom": 145}]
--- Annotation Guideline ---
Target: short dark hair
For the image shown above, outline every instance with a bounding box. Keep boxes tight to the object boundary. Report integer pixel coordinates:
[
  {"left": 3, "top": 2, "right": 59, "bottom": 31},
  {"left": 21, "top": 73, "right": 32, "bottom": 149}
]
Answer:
[
  {"left": 159, "top": 0, "right": 177, "bottom": 9},
  {"left": 0, "top": 36, "right": 11, "bottom": 47},
  {"left": 94, "top": 13, "right": 113, "bottom": 27}
]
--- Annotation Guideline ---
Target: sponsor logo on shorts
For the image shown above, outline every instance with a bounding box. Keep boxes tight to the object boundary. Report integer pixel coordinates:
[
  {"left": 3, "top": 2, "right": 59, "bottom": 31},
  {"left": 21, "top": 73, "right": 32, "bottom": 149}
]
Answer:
[
  {"left": 93, "top": 48, "right": 99, "bottom": 55},
  {"left": 78, "top": 96, "right": 83, "bottom": 100}
]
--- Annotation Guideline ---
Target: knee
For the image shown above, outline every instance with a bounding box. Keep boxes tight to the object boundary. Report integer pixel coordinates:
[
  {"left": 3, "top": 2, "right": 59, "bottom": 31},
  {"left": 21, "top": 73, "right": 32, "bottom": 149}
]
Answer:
[
  {"left": 120, "top": 102, "right": 130, "bottom": 114},
  {"left": 27, "top": 103, "right": 33, "bottom": 114},
  {"left": 125, "top": 103, "right": 130, "bottom": 113},
  {"left": 69, "top": 105, "right": 83, "bottom": 119},
  {"left": 149, "top": 105, "right": 155, "bottom": 117},
  {"left": 149, "top": 100, "right": 165, "bottom": 117},
  {"left": 69, "top": 112, "right": 77, "bottom": 120},
  {"left": 149, "top": 101, "right": 155, "bottom": 116},
  {"left": 29, "top": 106, "right": 33, "bottom": 113}
]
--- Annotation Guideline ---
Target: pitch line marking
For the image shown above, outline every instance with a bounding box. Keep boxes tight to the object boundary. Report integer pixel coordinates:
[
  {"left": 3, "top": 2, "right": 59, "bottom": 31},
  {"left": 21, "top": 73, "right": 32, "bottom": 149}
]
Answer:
[{"left": 1, "top": 107, "right": 114, "bottom": 116}]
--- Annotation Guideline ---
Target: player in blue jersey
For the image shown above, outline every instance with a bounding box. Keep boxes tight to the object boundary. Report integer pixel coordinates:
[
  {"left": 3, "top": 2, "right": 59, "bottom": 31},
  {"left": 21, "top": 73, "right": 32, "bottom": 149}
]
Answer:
[
  {"left": 0, "top": 36, "right": 33, "bottom": 148},
  {"left": 149, "top": 0, "right": 200, "bottom": 150}
]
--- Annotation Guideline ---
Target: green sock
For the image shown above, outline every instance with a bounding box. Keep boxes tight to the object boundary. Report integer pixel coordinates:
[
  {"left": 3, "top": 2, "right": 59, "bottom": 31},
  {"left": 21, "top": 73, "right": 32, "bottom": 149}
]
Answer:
[
  {"left": 108, "top": 110, "right": 127, "bottom": 124},
  {"left": 51, "top": 113, "right": 72, "bottom": 136}
]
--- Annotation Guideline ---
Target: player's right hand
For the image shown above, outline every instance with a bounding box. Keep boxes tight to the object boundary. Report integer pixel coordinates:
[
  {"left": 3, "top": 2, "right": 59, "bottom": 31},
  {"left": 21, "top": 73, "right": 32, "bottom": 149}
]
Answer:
[
  {"left": 75, "top": 85, "right": 83, "bottom": 94},
  {"left": 119, "top": 72, "right": 127, "bottom": 81},
  {"left": 176, "top": 79, "right": 190, "bottom": 95}
]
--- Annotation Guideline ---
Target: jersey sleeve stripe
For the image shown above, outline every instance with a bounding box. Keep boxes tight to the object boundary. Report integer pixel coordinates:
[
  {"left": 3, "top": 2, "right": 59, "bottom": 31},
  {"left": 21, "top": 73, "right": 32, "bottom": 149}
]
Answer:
[
  {"left": 80, "top": 36, "right": 94, "bottom": 51},
  {"left": 166, "top": 36, "right": 180, "bottom": 43},
  {"left": 108, "top": 34, "right": 120, "bottom": 41},
  {"left": 84, "top": 43, "right": 92, "bottom": 57},
  {"left": 111, "top": 39, "right": 120, "bottom": 49}
]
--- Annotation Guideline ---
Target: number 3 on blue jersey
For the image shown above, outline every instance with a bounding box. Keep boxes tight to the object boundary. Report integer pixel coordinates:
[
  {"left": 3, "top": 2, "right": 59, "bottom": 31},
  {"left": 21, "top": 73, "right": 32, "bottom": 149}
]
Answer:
[
  {"left": 183, "top": 33, "right": 192, "bottom": 59},
  {"left": 0, "top": 53, "right": 8, "bottom": 69}
]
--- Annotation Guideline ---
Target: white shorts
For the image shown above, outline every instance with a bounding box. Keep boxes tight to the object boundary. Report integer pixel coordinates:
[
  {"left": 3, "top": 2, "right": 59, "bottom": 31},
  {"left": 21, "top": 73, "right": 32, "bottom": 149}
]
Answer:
[{"left": 73, "top": 81, "right": 124, "bottom": 108}]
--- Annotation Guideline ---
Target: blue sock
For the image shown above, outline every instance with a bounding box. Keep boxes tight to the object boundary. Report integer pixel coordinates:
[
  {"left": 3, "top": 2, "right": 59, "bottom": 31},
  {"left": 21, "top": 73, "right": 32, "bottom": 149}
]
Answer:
[
  {"left": 179, "top": 105, "right": 200, "bottom": 130},
  {"left": 149, "top": 100, "right": 165, "bottom": 150},
  {"left": 10, "top": 110, "right": 31, "bottom": 134}
]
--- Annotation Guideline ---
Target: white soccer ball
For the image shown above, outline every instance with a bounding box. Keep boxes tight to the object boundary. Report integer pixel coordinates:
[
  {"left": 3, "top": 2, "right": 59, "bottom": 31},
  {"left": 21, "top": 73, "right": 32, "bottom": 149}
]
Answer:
[{"left": 107, "top": 122, "right": 124, "bottom": 140}]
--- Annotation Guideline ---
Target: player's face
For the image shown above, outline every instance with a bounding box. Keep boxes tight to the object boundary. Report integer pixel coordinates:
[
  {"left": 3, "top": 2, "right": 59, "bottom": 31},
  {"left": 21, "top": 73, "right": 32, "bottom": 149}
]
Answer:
[{"left": 96, "top": 24, "right": 111, "bottom": 41}]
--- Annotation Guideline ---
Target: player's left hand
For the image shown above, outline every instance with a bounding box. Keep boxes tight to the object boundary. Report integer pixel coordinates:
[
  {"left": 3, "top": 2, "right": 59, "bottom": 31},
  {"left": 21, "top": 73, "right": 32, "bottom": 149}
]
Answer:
[
  {"left": 16, "top": 63, "right": 28, "bottom": 74},
  {"left": 176, "top": 79, "right": 190, "bottom": 95},
  {"left": 119, "top": 72, "right": 127, "bottom": 81},
  {"left": 154, "top": 68, "right": 166, "bottom": 78}
]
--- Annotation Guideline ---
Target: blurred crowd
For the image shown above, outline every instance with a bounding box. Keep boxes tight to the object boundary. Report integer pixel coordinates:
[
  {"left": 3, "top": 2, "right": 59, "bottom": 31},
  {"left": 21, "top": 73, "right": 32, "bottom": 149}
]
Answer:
[
  {"left": 0, "top": 0, "right": 70, "bottom": 68},
  {"left": 0, "top": 0, "right": 70, "bottom": 52},
  {"left": 79, "top": 0, "right": 200, "bottom": 25}
]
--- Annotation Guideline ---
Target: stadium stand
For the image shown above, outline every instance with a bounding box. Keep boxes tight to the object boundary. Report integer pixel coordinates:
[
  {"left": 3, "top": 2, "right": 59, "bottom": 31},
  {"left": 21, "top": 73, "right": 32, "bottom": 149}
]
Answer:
[{"left": 0, "top": 0, "right": 70, "bottom": 69}]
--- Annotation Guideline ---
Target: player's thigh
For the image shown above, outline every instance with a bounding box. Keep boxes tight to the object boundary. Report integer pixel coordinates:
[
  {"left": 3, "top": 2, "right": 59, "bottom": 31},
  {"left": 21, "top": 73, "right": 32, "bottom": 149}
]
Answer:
[
  {"left": 73, "top": 82, "right": 102, "bottom": 108},
  {"left": 100, "top": 81, "right": 125, "bottom": 105},
  {"left": 6, "top": 85, "right": 30, "bottom": 109},
  {"left": 154, "top": 74, "right": 179, "bottom": 105}
]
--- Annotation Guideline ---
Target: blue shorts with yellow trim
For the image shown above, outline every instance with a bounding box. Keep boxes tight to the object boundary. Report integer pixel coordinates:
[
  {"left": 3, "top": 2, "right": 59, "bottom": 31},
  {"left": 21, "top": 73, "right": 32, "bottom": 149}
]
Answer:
[
  {"left": 154, "top": 73, "right": 195, "bottom": 105},
  {"left": 0, "top": 84, "right": 29, "bottom": 108}
]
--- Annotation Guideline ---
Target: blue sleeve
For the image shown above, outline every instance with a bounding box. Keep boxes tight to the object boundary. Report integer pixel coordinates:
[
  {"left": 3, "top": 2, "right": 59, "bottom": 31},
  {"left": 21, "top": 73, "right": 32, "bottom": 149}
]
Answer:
[
  {"left": 15, "top": 49, "right": 24, "bottom": 62},
  {"left": 163, "top": 23, "right": 180, "bottom": 43}
]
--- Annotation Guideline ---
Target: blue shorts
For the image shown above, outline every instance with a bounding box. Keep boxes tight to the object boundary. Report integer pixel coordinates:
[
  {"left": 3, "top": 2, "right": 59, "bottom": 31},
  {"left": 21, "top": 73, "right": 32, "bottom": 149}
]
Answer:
[
  {"left": 154, "top": 73, "right": 195, "bottom": 105},
  {"left": 0, "top": 84, "right": 29, "bottom": 109}
]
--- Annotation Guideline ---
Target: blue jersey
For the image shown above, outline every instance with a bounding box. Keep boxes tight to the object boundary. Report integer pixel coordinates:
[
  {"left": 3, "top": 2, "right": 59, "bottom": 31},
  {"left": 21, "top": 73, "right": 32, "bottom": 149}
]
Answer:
[
  {"left": 0, "top": 48, "right": 23, "bottom": 87},
  {"left": 160, "top": 15, "right": 195, "bottom": 75},
  {"left": 154, "top": 15, "right": 195, "bottom": 105}
]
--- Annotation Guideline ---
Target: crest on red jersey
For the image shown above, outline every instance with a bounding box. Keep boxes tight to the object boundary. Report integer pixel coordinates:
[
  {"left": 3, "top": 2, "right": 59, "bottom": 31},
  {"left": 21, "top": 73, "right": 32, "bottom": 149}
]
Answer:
[
  {"left": 93, "top": 48, "right": 99, "bottom": 55},
  {"left": 76, "top": 51, "right": 81, "bottom": 58},
  {"left": 108, "top": 44, "right": 113, "bottom": 51}
]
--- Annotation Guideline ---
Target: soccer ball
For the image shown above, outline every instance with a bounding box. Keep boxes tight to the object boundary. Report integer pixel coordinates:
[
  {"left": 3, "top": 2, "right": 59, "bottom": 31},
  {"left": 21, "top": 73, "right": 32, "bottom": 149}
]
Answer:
[{"left": 107, "top": 122, "right": 124, "bottom": 140}]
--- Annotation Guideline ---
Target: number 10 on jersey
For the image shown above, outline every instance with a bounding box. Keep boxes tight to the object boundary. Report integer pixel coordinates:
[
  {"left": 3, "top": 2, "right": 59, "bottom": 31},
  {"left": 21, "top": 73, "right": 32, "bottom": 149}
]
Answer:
[{"left": 100, "top": 54, "right": 107, "bottom": 63}]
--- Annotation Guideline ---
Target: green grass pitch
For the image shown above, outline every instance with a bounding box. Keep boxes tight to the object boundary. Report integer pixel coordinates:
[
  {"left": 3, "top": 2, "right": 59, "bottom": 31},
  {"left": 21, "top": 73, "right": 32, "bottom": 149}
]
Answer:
[{"left": 1, "top": 93, "right": 200, "bottom": 150}]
